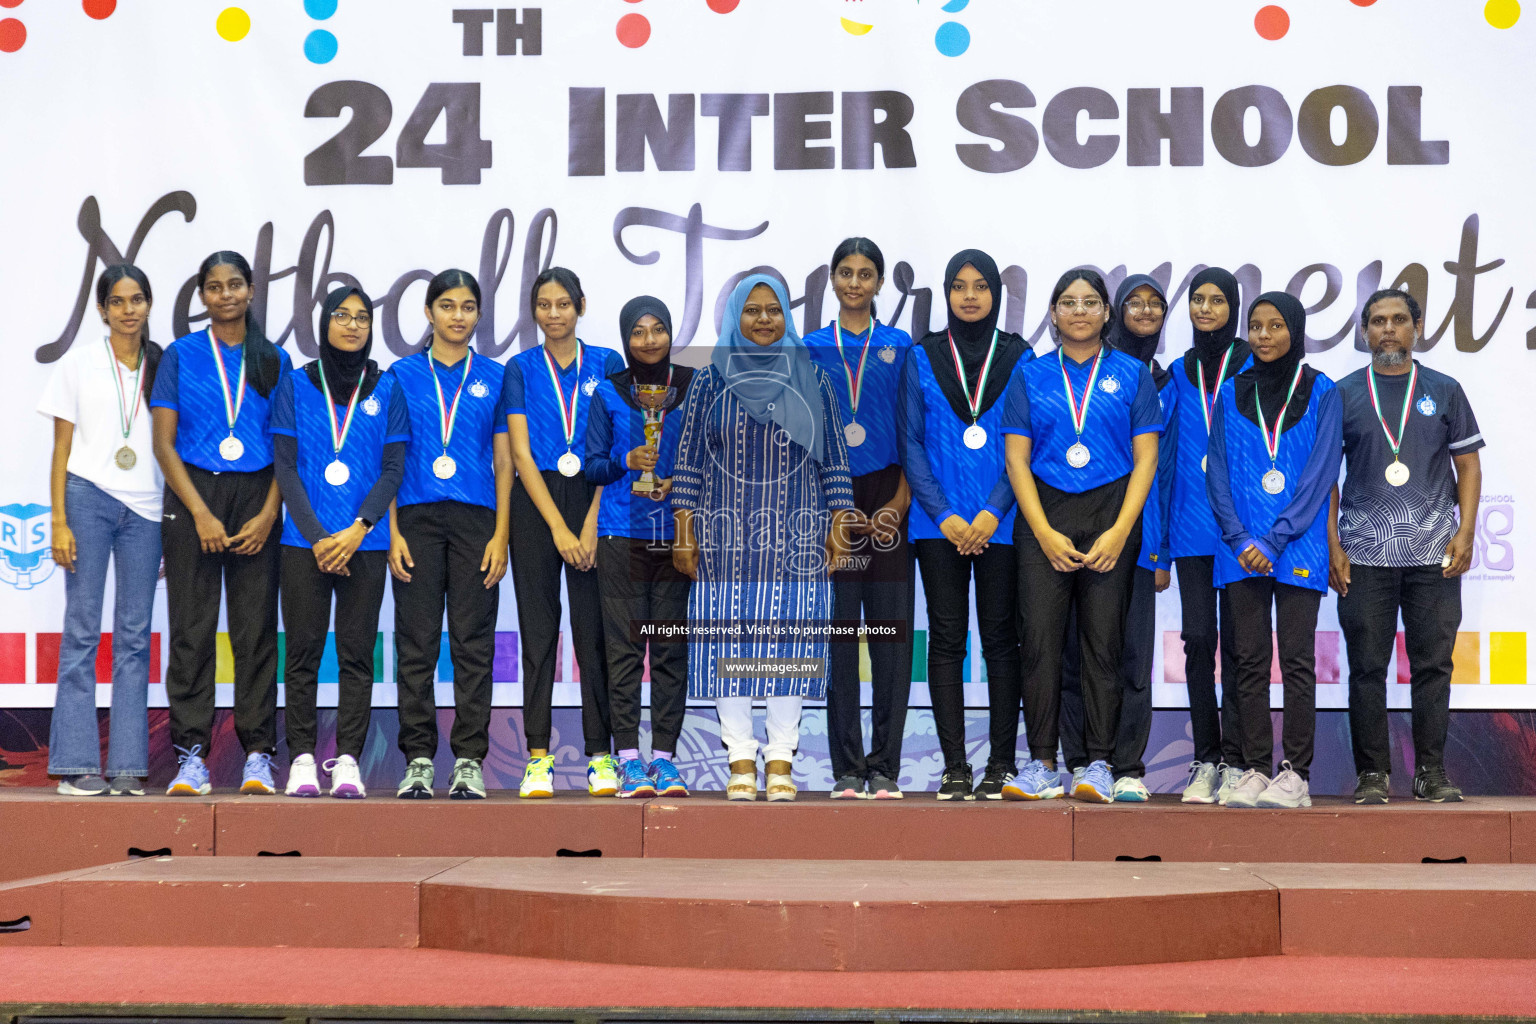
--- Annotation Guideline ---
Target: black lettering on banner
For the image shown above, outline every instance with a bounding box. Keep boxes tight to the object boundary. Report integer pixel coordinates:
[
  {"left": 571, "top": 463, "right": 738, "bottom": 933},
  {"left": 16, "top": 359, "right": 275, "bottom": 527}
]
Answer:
[
  {"left": 452, "top": 9, "right": 494, "bottom": 55},
  {"left": 617, "top": 94, "right": 696, "bottom": 172},
  {"left": 568, "top": 87, "right": 606, "bottom": 176},
  {"left": 1210, "top": 85, "right": 1293, "bottom": 167},
  {"left": 1297, "top": 85, "right": 1379, "bottom": 166},
  {"left": 496, "top": 8, "right": 542, "bottom": 55},
  {"left": 774, "top": 92, "right": 835, "bottom": 170},
  {"left": 1126, "top": 87, "right": 1204, "bottom": 167},
  {"left": 304, "top": 81, "right": 394, "bottom": 186},
  {"left": 1042, "top": 86, "right": 1120, "bottom": 169},
  {"left": 701, "top": 93, "right": 771, "bottom": 171},
  {"left": 841, "top": 91, "right": 918, "bottom": 170},
  {"left": 1286, "top": 262, "right": 1351, "bottom": 351},
  {"left": 396, "top": 83, "right": 494, "bottom": 184},
  {"left": 1386, "top": 86, "right": 1449, "bottom": 165},
  {"left": 954, "top": 79, "right": 1039, "bottom": 173}
]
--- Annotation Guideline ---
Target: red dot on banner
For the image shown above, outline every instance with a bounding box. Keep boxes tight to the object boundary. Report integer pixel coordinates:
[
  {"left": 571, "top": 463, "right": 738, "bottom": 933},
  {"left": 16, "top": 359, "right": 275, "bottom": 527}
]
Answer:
[
  {"left": 82, "top": 0, "right": 116, "bottom": 18},
  {"left": 1350, "top": 0, "right": 1377, "bottom": 5},
  {"left": 616, "top": 12, "right": 649, "bottom": 47},
  {"left": 0, "top": 17, "right": 24, "bottom": 50},
  {"left": 1255, "top": 5, "right": 1289, "bottom": 39},
  {"left": 707, "top": 0, "right": 740, "bottom": 11},
  {"left": 0, "top": 0, "right": 22, "bottom": 9}
]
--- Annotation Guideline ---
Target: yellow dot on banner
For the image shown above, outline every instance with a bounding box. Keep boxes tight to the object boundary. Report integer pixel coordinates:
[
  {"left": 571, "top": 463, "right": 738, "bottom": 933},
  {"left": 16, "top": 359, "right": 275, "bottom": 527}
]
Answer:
[
  {"left": 840, "top": 17, "right": 873, "bottom": 35},
  {"left": 216, "top": 6, "right": 251, "bottom": 42},
  {"left": 1485, "top": 0, "right": 1520, "bottom": 28}
]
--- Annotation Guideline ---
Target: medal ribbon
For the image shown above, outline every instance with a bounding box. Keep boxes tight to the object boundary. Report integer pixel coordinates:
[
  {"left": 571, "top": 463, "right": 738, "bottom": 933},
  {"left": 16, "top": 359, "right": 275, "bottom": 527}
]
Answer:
[
  {"left": 1058, "top": 345, "right": 1105, "bottom": 439},
  {"left": 834, "top": 319, "right": 875, "bottom": 419},
  {"left": 1255, "top": 361, "right": 1305, "bottom": 465},
  {"left": 1366, "top": 362, "right": 1418, "bottom": 461},
  {"left": 427, "top": 347, "right": 473, "bottom": 454},
  {"left": 207, "top": 328, "right": 247, "bottom": 435},
  {"left": 542, "top": 342, "right": 584, "bottom": 451},
  {"left": 1196, "top": 344, "right": 1236, "bottom": 438},
  {"left": 317, "top": 359, "right": 367, "bottom": 458},
  {"left": 945, "top": 328, "right": 999, "bottom": 423},
  {"left": 105, "top": 338, "right": 143, "bottom": 442}
]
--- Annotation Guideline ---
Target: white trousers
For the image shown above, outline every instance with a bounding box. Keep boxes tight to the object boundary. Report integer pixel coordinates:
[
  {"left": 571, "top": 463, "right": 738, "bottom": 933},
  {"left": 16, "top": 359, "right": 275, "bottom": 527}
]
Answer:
[{"left": 715, "top": 696, "right": 804, "bottom": 765}]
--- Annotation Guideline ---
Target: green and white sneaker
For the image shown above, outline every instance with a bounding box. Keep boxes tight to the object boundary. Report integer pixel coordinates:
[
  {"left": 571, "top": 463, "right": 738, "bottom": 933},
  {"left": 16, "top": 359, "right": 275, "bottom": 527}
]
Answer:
[
  {"left": 449, "top": 757, "right": 486, "bottom": 799},
  {"left": 520, "top": 754, "right": 555, "bottom": 798},
  {"left": 587, "top": 754, "right": 619, "bottom": 797},
  {"left": 397, "top": 757, "right": 434, "bottom": 799}
]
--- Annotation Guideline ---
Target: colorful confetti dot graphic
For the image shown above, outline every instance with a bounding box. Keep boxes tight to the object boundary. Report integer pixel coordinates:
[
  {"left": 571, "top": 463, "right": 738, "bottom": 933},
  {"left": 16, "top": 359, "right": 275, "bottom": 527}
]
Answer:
[
  {"left": 216, "top": 7, "right": 250, "bottom": 42},
  {"left": 82, "top": 0, "right": 116, "bottom": 18},
  {"left": 0, "top": 0, "right": 22, "bottom": 9},
  {"left": 1485, "top": 0, "right": 1520, "bottom": 28},
  {"left": 616, "top": 11, "right": 649, "bottom": 47},
  {"left": 304, "top": 0, "right": 338, "bottom": 19},
  {"left": 1255, "top": 5, "right": 1289, "bottom": 40},
  {"left": 935, "top": 20, "right": 969, "bottom": 56},
  {"left": 706, "top": 0, "right": 738, "bottom": 11},
  {"left": 304, "top": 28, "right": 337, "bottom": 63},
  {"left": 0, "top": 17, "right": 23, "bottom": 52}
]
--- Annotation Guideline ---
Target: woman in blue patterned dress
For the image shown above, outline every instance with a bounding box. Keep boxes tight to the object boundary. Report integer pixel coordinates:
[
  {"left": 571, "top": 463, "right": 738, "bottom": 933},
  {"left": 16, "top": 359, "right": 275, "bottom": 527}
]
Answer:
[{"left": 671, "top": 275, "right": 857, "bottom": 802}]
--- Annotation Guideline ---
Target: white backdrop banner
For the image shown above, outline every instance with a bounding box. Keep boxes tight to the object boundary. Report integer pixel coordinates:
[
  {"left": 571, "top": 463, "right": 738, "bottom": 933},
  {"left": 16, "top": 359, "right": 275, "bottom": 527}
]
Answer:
[{"left": 0, "top": 0, "right": 1528, "bottom": 710}]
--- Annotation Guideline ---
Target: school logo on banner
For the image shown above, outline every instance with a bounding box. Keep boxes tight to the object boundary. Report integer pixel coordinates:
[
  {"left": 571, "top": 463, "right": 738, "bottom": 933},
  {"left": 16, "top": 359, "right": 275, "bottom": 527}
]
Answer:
[{"left": 0, "top": 503, "right": 54, "bottom": 590}]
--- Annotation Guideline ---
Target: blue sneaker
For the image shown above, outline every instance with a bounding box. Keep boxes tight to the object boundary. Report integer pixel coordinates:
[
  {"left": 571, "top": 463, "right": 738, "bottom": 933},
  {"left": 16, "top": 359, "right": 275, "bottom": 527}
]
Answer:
[
  {"left": 1073, "top": 759, "right": 1114, "bottom": 803},
  {"left": 1001, "top": 759, "right": 1063, "bottom": 800},
  {"left": 649, "top": 757, "right": 689, "bottom": 797},
  {"left": 166, "top": 745, "right": 211, "bottom": 796},
  {"left": 241, "top": 752, "right": 277, "bottom": 795},
  {"left": 618, "top": 758, "right": 657, "bottom": 798}
]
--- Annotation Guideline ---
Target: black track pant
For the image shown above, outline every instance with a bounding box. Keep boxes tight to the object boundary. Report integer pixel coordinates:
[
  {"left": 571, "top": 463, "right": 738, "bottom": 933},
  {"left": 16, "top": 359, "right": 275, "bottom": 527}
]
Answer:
[
  {"left": 1225, "top": 577, "right": 1323, "bottom": 778},
  {"left": 1175, "top": 555, "right": 1242, "bottom": 766},
  {"left": 597, "top": 535, "right": 688, "bottom": 753},
  {"left": 1060, "top": 563, "right": 1155, "bottom": 777},
  {"left": 392, "top": 501, "right": 497, "bottom": 762},
  {"left": 162, "top": 466, "right": 280, "bottom": 757},
  {"left": 280, "top": 545, "right": 388, "bottom": 758}
]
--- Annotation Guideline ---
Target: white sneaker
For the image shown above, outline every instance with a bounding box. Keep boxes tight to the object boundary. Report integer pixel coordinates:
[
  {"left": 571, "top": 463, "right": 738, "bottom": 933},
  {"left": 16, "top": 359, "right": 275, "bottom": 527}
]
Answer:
[
  {"left": 325, "top": 754, "right": 366, "bottom": 799},
  {"left": 1255, "top": 761, "right": 1311, "bottom": 808},
  {"left": 285, "top": 754, "right": 320, "bottom": 797},
  {"left": 1112, "top": 776, "right": 1150, "bottom": 802},
  {"left": 1215, "top": 763, "right": 1244, "bottom": 806},
  {"left": 1224, "top": 769, "right": 1271, "bottom": 808},
  {"left": 1181, "top": 761, "right": 1219, "bottom": 804}
]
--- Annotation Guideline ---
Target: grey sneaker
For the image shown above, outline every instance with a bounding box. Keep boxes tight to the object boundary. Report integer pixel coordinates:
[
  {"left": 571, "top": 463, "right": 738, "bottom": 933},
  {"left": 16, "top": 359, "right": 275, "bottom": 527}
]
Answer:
[
  {"left": 1181, "top": 761, "right": 1219, "bottom": 804},
  {"left": 1256, "top": 761, "right": 1311, "bottom": 808},
  {"left": 1070, "top": 766, "right": 1088, "bottom": 792},
  {"left": 1215, "top": 763, "right": 1244, "bottom": 806},
  {"left": 1224, "top": 769, "right": 1271, "bottom": 808},
  {"left": 397, "top": 757, "right": 434, "bottom": 799},
  {"left": 57, "top": 774, "right": 108, "bottom": 796},
  {"left": 109, "top": 775, "right": 145, "bottom": 796},
  {"left": 449, "top": 757, "right": 486, "bottom": 800},
  {"left": 867, "top": 773, "right": 903, "bottom": 800},
  {"left": 829, "top": 774, "right": 867, "bottom": 799}
]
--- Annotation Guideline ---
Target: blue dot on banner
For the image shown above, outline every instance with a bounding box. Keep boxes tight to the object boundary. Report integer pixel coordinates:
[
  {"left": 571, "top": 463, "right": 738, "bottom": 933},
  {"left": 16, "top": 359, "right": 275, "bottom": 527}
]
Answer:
[
  {"left": 941, "top": 0, "right": 970, "bottom": 12},
  {"left": 304, "top": 28, "right": 338, "bottom": 63},
  {"left": 304, "top": 0, "right": 338, "bottom": 19},
  {"left": 934, "top": 21, "right": 970, "bottom": 56}
]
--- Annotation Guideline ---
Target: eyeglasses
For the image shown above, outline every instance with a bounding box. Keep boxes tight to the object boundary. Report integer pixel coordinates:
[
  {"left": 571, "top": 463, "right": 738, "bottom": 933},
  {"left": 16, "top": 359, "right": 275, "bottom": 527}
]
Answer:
[
  {"left": 1056, "top": 298, "right": 1105, "bottom": 314},
  {"left": 1125, "top": 300, "right": 1165, "bottom": 313},
  {"left": 331, "top": 311, "right": 372, "bottom": 327}
]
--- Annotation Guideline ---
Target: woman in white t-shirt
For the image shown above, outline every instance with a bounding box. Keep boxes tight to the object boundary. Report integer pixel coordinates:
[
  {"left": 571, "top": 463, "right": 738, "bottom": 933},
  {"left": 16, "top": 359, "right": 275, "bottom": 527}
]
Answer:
[{"left": 37, "top": 265, "right": 165, "bottom": 796}]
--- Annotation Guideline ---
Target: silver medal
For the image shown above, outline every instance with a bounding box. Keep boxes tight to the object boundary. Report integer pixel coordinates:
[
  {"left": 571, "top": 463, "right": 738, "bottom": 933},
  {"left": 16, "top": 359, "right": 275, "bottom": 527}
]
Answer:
[
  {"left": 219, "top": 435, "right": 244, "bottom": 462},
  {"left": 1262, "top": 468, "right": 1286, "bottom": 495},
  {"left": 114, "top": 446, "right": 137, "bottom": 470},
  {"left": 962, "top": 424, "right": 987, "bottom": 449},
  {"left": 1200, "top": 454, "right": 1208, "bottom": 473},
  {"left": 1066, "top": 442, "right": 1091, "bottom": 469},
  {"left": 844, "top": 422, "right": 866, "bottom": 448},
  {"left": 433, "top": 454, "right": 457, "bottom": 480},
  {"left": 557, "top": 451, "right": 582, "bottom": 477},
  {"left": 324, "top": 460, "right": 351, "bottom": 487},
  {"left": 1385, "top": 461, "right": 1411, "bottom": 487}
]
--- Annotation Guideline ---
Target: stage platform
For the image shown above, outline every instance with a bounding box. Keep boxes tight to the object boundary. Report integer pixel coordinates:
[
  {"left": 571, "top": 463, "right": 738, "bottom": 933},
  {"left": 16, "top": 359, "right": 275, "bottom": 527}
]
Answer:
[{"left": 0, "top": 790, "right": 1532, "bottom": 882}]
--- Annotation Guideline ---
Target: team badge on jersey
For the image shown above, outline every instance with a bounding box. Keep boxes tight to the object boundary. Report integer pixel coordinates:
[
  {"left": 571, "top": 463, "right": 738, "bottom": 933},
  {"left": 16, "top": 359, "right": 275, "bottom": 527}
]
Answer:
[
  {"left": 879, "top": 345, "right": 896, "bottom": 364},
  {"left": 582, "top": 377, "right": 599, "bottom": 396},
  {"left": 468, "top": 380, "right": 490, "bottom": 399},
  {"left": 1417, "top": 394, "right": 1437, "bottom": 416},
  {"left": 362, "top": 395, "right": 382, "bottom": 416},
  {"left": 1098, "top": 376, "right": 1120, "bottom": 394}
]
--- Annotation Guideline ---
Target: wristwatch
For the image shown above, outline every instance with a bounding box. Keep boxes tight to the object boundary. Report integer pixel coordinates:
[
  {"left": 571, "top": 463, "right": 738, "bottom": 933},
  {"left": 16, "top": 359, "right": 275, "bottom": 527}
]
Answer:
[{"left": 355, "top": 516, "right": 374, "bottom": 533}]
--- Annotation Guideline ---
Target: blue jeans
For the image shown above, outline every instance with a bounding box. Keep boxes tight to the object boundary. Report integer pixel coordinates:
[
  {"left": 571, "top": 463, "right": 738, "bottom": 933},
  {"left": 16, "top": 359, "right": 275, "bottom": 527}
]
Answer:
[{"left": 48, "top": 475, "right": 161, "bottom": 776}]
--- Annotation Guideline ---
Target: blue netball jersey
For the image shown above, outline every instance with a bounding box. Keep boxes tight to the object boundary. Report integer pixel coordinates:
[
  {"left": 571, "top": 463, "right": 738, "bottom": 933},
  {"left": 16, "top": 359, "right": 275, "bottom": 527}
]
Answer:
[
  {"left": 150, "top": 329, "right": 292, "bottom": 473},
  {"left": 1000, "top": 346, "right": 1162, "bottom": 493},
  {"left": 803, "top": 320, "right": 911, "bottom": 478},
  {"left": 269, "top": 370, "right": 410, "bottom": 551},
  {"left": 900, "top": 345, "right": 1029, "bottom": 543},
  {"left": 503, "top": 342, "right": 626, "bottom": 472},
  {"left": 1206, "top": 371, "right": 1342, "bottom": 593},
  {"left": 585, "top": 375, "right": 692, "bottom": 542},
  {"left": 390, "top": 349, "right": 507, "bottom": 511},
  {"left": 1136, "top": 373, "right": 1179, "bottom": 572},
  {"left": 1167, "top": 350, "right": 1253, "bottom": 559}
]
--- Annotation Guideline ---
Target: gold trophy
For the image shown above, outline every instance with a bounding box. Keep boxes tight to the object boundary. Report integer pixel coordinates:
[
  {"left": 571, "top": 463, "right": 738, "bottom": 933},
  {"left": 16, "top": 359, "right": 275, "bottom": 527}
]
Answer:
[{"left": 631, "top": 383, "right": 676, "bottom": 495}]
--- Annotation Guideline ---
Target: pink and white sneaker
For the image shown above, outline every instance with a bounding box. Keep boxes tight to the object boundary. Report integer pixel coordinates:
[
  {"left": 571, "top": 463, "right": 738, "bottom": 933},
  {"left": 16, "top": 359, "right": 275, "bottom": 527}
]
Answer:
[
  {"left": 284, "top": 754, "right": 321, "bottom": 797},
  {"left": 325, "top": 755, "right": 366, "bottom": 799}
]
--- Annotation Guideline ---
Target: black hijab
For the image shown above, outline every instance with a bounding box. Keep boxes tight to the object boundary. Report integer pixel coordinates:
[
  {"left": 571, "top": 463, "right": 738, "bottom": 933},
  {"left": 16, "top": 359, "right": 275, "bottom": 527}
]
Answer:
[
  {"left": 306, "top": 286, "right": 380, "bottom": 404},
  {"left": 1184, "top": 266, "right": 1246, "bottom": 390},
  {"left": 1233, "top": 291, "right": 1317, "bottom": 431},
  {"left": 608, "top": 294, "right": 694, "bottom": 412},
  {"left": 918, "top": 249, "right": 1029, "bottom": 423},
  {"left": 1109, "top": 273, "right": 1169, "bottom": 388}
]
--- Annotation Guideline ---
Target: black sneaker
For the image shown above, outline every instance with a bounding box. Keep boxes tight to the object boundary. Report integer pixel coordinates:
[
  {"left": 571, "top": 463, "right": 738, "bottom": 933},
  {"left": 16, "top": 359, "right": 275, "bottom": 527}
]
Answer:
[
  {"left": 1353, "top": 770, "right": 1390, "bottom": 805},
  {"left": 1413, "top": 764, "right": 1463, "bottom": 803},
  {"left": 937, "top": 763, "right": 975, "bottom": 801},
  {"left": 973, "top": 762, "right": 1016, "bottom": 800}
]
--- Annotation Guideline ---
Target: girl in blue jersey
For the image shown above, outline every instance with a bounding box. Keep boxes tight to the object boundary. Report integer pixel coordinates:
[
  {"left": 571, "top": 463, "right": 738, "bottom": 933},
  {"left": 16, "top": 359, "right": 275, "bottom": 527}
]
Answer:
[
  {"left": 900, "top": 250, "right": 1033, "bottom": 800},
  {"left": 271, "top": 286, "right": 409, "bottom": 798},
  {"left": 151, "top": 251, "right": 290, "bottom": 796},
  {"left": 585, "top": 295, "right": 695, "bottom": 799},
  {"left": 1169, "top": 268, "right": 1248, "bottom": 804},
  {"left": 803, "top": 238, "right": 915, "bottom": 800},
  {"left": 1056, "top": 273, "right": 1177, "bottom": 802},
  {"left": 40, "top": 265, "right": 163, "bottom": 796},
  {"left": 505, "top": 268, "right": 625, "bottom": 798},
  {"left": 1206, "top": 292, "right": 1342, "bottom": 809},
  {"left": 388, "top": 269, "right": 511, "bottom": 800},
  {"left": 1001, "top": 268, "right": 1161, "bottom": 804}
]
